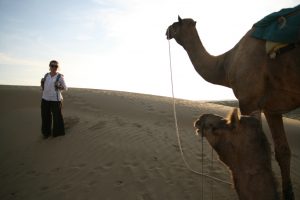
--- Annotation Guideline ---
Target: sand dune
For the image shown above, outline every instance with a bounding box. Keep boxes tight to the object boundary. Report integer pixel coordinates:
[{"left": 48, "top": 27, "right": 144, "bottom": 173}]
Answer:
[{"left": 0, "top": 85, "right": 299, "bottom": 200}]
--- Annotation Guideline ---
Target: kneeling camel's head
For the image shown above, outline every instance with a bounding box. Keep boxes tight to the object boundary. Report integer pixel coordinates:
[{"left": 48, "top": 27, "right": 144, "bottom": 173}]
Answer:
[{"left": 194, "top": 109, "right": 267, "bottom": 170}]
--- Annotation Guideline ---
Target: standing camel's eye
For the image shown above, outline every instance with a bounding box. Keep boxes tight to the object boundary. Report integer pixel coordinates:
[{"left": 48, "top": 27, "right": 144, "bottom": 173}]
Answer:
[{"left": 170, "top": 26, "right": 175, "bottom": 34}]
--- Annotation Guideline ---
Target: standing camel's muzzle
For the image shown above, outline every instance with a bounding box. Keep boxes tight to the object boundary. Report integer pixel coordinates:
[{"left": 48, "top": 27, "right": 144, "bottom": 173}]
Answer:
[{"left": 166, "top": 26, "right": 174, "bottom": 40}]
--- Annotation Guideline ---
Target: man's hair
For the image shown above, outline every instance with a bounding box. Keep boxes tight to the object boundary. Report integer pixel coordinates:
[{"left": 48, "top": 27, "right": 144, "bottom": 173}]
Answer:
[{"left": 49, "top": 60, "right": 59, "bottom": 67}]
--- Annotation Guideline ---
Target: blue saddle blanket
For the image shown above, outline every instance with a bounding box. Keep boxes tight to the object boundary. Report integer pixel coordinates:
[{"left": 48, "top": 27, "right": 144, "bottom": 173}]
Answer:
[{"left": 251, "top": 4, "right": 300, "bottom": 43}]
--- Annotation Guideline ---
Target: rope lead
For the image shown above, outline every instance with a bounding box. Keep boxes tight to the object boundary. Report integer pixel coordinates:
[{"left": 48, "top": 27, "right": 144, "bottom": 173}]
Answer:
[{"left": 167, "top": 39, "right": 233, "bottom": 187}]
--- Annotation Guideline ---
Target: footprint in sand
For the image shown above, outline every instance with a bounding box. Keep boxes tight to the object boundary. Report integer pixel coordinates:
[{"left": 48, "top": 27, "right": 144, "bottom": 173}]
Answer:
[
  {"left": 40, "top": 185, "right": 49, "bottom": 191},
  {"left": 132, "top": 123, "right": 142, "bottom": 129},
  {"left": 140, "top": 193, "right": 154, "bottom": 200},
  {"left": 26, "top": 170, "right": 39, "bottom": 177},
  {"left": 88, "top": 180, "right": 97, "bottom": 187},
  {"left": 79, "top": 163, "right": 86, "bottom": 167},
  {"left": 10, "top": 191, "right": 18, "bottom": 197},
  {"left": 139, "top": 175, "right": 148, "bottom": 182},
  {"left": 103, "top": 161, "right": 114, "bottom": 169},
  {"left": 147, "top": 105, "right": 155, "bottom": 112},
  {"left": 123, "top": 160, "right": 139, "bottom": 169},
  {"left": 93, "top": 161, "right": 114, "bottom": 173},
  {"left": 172, "top": 144, "right": 180, "bottom": 152},
  {"left": 114, "top": 117, "right": 126, "bottom": 126},
  {"left": 88, "top": 120, "right": 107, "bottom": 131},
  {"left": 115, "top": 180, "right": 124, "bottom": 187},
  {"left": 60, "top": 184, "right": 71, "bottom": 191},
  {"left": 51, "top": 167, "right": 61, "bottom": 173},
  {"left": 64, "top": 116, "right": 80, "bottom": 131}
]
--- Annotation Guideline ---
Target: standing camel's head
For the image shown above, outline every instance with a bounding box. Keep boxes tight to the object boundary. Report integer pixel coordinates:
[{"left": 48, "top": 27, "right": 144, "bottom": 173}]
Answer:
[
  {"left": 194, "top": 109, "right": 270, "bottom": 169},
  {"left": 166, "top": 16, "right": 197, "bottom": 45}
]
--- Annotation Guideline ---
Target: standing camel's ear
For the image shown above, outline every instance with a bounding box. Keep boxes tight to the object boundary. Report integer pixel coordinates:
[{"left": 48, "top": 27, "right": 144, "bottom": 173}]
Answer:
[
  {"left": 178, "top": 15, "right": 182, "bottom": 23},
  {"left": 228, "top": 108, "right": 239, "bottom": 128},
  {"left": 250, "top": 110, "right": 262, "bottom": 122}
]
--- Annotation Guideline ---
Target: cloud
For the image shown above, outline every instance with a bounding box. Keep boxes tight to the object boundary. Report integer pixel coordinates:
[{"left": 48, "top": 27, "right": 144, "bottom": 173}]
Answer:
[
  {"left": 74, "top": 35, "right": 94, "bottom": 41},
  {"left": 0, "top": 52, "right": 44, "bottom": 68}
]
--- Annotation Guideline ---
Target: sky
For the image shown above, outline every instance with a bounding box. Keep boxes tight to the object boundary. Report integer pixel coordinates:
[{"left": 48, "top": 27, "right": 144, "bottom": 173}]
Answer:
[{"left": 0, "top": 0, "right": 299, "bottom": 100}]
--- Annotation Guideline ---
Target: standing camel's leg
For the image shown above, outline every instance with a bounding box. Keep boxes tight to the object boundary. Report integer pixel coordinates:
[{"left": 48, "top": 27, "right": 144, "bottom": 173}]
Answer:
[{"left": 264, "top": 112, "right": 294, "bottom": 200}]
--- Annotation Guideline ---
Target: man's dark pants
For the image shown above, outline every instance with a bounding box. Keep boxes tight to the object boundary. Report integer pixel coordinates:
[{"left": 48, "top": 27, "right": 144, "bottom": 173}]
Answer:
[{"left": 41, "top": 99, "right": 65, "bottom": 137}]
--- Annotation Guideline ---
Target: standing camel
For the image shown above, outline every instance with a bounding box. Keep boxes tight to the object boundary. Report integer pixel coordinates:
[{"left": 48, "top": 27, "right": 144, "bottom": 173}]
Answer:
[
  {"left": 194, "top": 109, "right": 279, "bottom": 200},
  {"left": 166, "top": 16, "right": 300, "bottom": 200}
]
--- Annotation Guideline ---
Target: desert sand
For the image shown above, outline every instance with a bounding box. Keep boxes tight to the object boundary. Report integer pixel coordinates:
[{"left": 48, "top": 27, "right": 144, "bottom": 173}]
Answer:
[{"left": 0, "top": 85, "right": 299, "bottom": 200}]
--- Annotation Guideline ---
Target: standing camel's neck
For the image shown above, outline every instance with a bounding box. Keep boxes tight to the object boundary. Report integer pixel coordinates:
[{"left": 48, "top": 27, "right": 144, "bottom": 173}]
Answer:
[{"left": 179, "top": 28, "right": 230, "bottom": 88}]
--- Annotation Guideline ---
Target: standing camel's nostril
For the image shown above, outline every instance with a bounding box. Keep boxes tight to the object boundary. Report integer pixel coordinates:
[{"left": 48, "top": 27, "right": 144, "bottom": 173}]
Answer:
[
  {"left": 166, "top": 26, "right": 176, "bottom": 40},
  {"left": 166, "top": 28, "right": 171, "bottom": 39}
]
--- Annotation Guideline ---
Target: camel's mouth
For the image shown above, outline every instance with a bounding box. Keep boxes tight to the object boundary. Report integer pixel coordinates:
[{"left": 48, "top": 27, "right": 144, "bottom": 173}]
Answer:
[
  {"left": 196, "top": 128, "right": 202, "bottom": 136},
  {"left": 194, "top": 119, "right": 204, "bottom": 136},
  {"left": 166, "top": 28, "right": 172, "bottom": 40}
]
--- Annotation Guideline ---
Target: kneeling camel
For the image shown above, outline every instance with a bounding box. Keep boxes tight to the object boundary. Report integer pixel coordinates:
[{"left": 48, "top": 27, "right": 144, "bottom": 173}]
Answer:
[{"left": 194, "top": 109, "right": 279, "bottom": 200}]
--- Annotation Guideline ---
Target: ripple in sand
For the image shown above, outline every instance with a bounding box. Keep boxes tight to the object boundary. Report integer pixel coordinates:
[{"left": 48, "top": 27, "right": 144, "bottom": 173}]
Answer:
[{"left": 88, "top": 120, "right": 107, "bottom": 131}]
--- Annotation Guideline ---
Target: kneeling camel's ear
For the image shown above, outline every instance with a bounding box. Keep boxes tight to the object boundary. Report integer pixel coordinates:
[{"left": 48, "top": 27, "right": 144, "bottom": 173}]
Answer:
[{"left": 228, "top": 108, "right": 239, "bottom": 128}]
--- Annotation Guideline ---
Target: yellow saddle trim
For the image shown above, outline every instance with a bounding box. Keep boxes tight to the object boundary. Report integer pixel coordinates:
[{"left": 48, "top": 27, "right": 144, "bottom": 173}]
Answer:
[{"left": 266, "top": 41, "right": 289, "bottom": 58}]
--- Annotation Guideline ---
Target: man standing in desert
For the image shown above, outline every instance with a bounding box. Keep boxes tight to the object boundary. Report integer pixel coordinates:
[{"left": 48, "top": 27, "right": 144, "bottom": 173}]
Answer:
[{"left": 40, "top": 60, "right": 67, "bottom": 138}]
